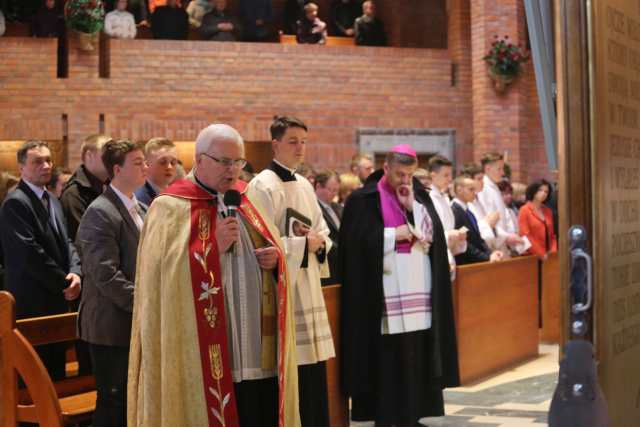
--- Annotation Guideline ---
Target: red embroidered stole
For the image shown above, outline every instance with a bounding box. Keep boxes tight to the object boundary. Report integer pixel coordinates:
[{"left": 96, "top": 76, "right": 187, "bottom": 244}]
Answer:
[
  {"left": 187, "top": 200, "right": 240, "bottom": 427},
  {"left": 238, "top": 195, "right": 289, "bottom": 427}
]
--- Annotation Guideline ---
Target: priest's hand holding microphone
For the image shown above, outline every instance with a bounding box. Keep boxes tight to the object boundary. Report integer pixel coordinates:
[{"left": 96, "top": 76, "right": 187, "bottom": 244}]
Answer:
[{"left": 215, "top": 190, "right": 278, "bottom": 270}]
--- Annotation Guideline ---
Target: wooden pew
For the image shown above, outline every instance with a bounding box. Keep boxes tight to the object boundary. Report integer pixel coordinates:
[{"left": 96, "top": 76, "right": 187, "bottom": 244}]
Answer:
[
  {"left": 0, "top": 291, "right": 96, "bottom": 427},
  {"left": 278, "top": 31, "right": 356, "bottom": 46},
  {"left": 454, "top": 256, "right": 539, "bottom": 385},
  {"left": 321, "top": 284, "right": 349, "bottom": 427},
  {"left": 540, "top": 253, "right": 561, "bottom": 343}
]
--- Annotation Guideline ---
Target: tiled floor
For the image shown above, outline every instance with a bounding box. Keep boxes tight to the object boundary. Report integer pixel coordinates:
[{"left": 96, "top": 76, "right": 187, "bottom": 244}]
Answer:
[{"left": 352, "top": 344, "right": 559, "bottom": 427}]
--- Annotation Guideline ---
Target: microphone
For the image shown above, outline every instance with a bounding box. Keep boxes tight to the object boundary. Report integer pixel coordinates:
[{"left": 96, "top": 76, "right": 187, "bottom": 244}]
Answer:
[
  {"left": 223, "top": 190, "right": 241, "bottom": 253},
  {"left": 223, "top": 189, "right": 241, "bottom": 218}
]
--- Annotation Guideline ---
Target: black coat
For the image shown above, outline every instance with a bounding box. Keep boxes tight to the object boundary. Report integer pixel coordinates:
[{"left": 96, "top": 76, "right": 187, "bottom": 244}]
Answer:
[
  {"left": 354, "top": 15, "right": 386, "bottom": 46},
  {"left": 318, "top": 200, "right": 340, "bottom": 286},
  {"left": 60, "top": 164, "right": 105, "bottom": 241},
  {"left": 451, "top": 200, "right": 491, "bottom": 265},
  {"left": 200, "top": 9, "right": 242, "bottom": 41},
  {"left": 329, "top": 0, "right": 360, "bottom": 36},
  {"left": 0, "top": 180, "right": 82, "bottom": 318},
  {"left": 338, "top": 170, "right": 460, "bottom": 396},
  {"left": 151, "top": 6, "right": 188, "bottom": 40}
]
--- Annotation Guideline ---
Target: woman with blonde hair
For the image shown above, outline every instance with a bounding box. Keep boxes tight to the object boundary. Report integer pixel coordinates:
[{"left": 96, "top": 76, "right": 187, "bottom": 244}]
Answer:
[{"left": 338, "top": 172, "right": 361, "bottom": 205}]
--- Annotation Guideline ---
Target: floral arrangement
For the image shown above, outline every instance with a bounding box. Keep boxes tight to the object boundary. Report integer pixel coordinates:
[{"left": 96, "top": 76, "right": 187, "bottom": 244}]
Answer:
[
  {"left": 483, "top": 35, "right": 530, "bottom": 78},
  {"left": 64, "top": 0, "right": 105, "bottom": 34}
]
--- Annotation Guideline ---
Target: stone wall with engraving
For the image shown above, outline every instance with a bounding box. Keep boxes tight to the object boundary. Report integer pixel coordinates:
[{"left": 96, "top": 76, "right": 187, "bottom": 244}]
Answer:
[{"left": 594, "top": 1, "right": 640, "bottom": 424}]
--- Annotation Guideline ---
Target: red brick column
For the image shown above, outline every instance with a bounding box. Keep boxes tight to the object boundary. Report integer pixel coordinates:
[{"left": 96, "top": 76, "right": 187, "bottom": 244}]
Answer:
[
  {"left": 448, "top": 0, "right": 473, "bottom": 164},
  {"left": 470, "top": 0, "right": 533, "bottom": 182}
]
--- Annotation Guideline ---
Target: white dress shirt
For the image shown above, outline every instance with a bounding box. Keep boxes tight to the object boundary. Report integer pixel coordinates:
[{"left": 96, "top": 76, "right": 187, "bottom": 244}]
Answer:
[
  {"left": 104, "top": 10, "right": 137, "bottom": 39},
  {"left": 318, "top": 198, "right": 340, "bottom": 229},
  {"left": 110, "top": 184, "right": 144, "bottom": 230}
]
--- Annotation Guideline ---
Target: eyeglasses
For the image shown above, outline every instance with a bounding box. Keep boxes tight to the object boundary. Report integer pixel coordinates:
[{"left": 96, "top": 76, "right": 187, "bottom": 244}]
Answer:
[{"left": 201, "top": 153, "right": 247, "bottom": 169}]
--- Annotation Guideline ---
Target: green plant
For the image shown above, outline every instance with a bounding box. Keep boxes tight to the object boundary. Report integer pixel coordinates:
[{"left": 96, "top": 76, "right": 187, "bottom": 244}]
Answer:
[
  {"left": 65, "top": 0, "right": 105, "bottom": 34},
  {"left": 483, "top": 35, "right": 530, "bottom": 78}
]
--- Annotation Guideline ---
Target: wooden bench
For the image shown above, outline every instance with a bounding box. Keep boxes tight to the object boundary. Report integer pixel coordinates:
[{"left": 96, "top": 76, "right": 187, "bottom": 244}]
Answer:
[
  {"left": 278, "top": 31, "right": 355, "bottom": 46},
  {"left": 540, "top": 253, "right": 561, "bottom": 343},
  {"left": 454, "top": 256, "right": 540, "bottom": 385},
  {"left": 322, "top": 284, "right": 349, "bottom": 427},
  {"left": 0, "top": 291, "right": 96, "bottom": 427}
]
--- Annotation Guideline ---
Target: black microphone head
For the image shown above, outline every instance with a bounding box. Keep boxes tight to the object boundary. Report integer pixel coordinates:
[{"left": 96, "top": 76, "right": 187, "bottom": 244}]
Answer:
[{"left": 223, "top": 189, "right": 241, "bottom": 208}]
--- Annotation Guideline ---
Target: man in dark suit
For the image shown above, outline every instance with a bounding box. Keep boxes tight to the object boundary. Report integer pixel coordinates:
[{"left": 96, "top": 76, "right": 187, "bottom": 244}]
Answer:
[
  {"left": 314, "top": 169, "right": 341, "bottom": 286},
  {"left": 76, "top": 139, "right": 148, "bottom": 427},
  {"left": 0, "top": 140, "right": 82, "bottom": 380},
  {"left": 451, "top": 176, "right": 503, "bottom": 265},
  {"left": 134, "top": 137, "right": 178, "bottom": 207}
]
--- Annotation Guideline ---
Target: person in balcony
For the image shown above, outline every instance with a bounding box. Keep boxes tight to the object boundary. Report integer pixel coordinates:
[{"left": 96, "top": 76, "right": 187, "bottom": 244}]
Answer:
[
  {"left": 329, "top": 0, "right": 360, "bottom": 37},
  {"left": 200, "top": 0, "right": 241, "bottom": 41},
  {"left": 296, "top": 2, "right": 326, "bottom": 45},
  {"left": 105, "top": 0, "right": 137, "bottom": 39},
  {"left": 31, "top": 0, "right": 63, "bottom": 38},
  {"left": 186, "top": 0, "right": 212, "bottom": 28},
  {"left": 150, "top": 0, "right": 188, "bottom": 40},
  {"left": 0, "top": 8, "right": 6, "bottom": 37},
  {"left": 147, "top": 0, "right": 181, "bottom": 14},
  {"left": 240, "top": 0, "right": 272, "bottom": 41},
  {"left": 105, "top": 0, "right": 149, "bottom": 27},
  {"left": 354, "top": 0, "right": 386, "bottom": 46}
]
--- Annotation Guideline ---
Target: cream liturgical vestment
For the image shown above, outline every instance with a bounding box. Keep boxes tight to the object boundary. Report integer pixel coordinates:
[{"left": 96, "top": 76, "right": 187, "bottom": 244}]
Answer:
[
  {"left": 128, "top": 177, "right": 300, "bottom": 427},
  {"left": 248, "top": 161, "right": 335, "bottom": 365}
]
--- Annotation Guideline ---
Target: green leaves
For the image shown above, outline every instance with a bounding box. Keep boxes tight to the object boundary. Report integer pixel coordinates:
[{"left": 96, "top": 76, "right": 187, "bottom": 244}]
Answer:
[
  {"left": 483, "top": 35, "right": 530, "bottom": 78},
  {"left": 64, "top": 0, "right": 105, "bottom": 34}
]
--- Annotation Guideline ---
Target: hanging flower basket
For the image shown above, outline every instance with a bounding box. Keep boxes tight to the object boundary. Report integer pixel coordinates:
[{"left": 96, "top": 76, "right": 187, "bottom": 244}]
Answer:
[
  {"left": 488, "top": 68, "right": 514, "bottom": 93},
  {"left": 72, "top": 29, "right": 100, "bottom": 51},
  {"left": 65, "top": 0, "right": 105, "bottom": 52},
  {"left": 483, "top": 35, "right": 530, "bottom": 94}
]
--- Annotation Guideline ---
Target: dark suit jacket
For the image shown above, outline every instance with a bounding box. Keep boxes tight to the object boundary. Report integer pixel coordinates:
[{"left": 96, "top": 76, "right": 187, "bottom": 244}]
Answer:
[
  {"left": 76, "top": 186, "right": 145, "bottom": 347},
  {"left": 134, "top": 180, "right": 157, "bottom": 208},
  {"left": 0, "top": 180, "right": 82, "bottom": 318},
  {"left": 318, "top": 200, "right": 340, "bottom": 286},
  {"left": 451, "top": 200, "right": 491, "bottom": 265}
]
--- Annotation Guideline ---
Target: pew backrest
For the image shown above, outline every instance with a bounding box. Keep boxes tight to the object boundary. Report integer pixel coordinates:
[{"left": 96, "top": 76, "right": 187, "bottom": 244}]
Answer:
[{"left": 0, "top": 291, "right": 95, "bottom": 427}]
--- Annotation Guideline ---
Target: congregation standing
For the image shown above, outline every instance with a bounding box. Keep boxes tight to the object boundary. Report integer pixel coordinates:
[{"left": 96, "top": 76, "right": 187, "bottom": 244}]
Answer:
[{"left": 0, "top": 115, "right": 557, "bottom": 426}]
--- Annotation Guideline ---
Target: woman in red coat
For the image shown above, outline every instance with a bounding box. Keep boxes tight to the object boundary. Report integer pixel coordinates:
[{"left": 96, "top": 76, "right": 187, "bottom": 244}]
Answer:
[{"left": 519, "top": 180, "right": 557, "bottom": 260}]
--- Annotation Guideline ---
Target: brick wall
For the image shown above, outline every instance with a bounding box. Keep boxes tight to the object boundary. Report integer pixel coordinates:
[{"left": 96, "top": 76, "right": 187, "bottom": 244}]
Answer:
[
  {"left": 0, "top": 37, "right": 472, "bottom": 171},
  {"left": 469, "top": 0, "right": 549, "bottom": 182},
  {"left": 0, "top": 0, "right": 551, "bottom": 180}
]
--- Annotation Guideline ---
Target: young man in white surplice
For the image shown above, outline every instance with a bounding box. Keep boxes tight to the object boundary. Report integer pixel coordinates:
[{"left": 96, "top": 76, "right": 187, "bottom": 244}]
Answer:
[
  {"left": 427, "top": 155, "right": 467, "bottom": 274},
  {"left": 476, "top": 152, "right": 524, "bottom": 255},
  {"left": 247, "top": 116, "right": 334, "bottom": 427}
]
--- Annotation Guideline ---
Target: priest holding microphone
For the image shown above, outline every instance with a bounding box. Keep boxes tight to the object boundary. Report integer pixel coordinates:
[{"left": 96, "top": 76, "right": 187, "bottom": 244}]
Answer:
[{"left": 128, "top": 124, "right": 299, "bottom": 427}]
